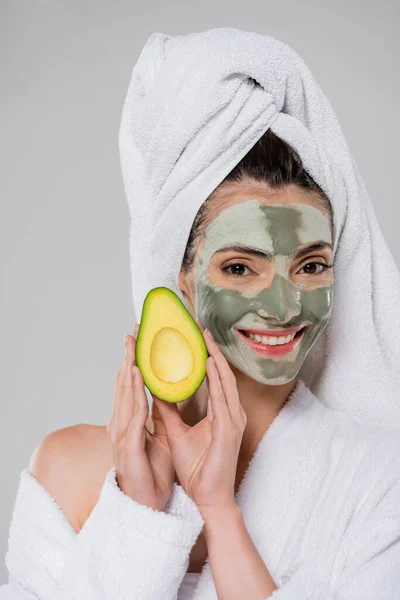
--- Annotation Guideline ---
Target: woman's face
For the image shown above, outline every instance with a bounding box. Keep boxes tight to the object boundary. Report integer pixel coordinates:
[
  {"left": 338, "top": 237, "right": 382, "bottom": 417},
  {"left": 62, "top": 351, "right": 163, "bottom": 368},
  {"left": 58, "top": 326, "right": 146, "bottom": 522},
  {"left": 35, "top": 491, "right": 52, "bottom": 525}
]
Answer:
[{"left": 183, "top": 184, "right": 334, "bottom": 385}]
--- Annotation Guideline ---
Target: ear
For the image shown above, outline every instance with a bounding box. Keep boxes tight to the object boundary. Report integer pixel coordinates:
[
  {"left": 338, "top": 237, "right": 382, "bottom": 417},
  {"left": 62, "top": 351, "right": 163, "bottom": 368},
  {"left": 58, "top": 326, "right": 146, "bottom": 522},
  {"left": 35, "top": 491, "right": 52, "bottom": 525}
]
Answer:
[
  {"left": 178, "top": 271, "right": 195, "bottom": 314},
  {"left": 178, "top": 271, "right": 190, "bottom": 298}
]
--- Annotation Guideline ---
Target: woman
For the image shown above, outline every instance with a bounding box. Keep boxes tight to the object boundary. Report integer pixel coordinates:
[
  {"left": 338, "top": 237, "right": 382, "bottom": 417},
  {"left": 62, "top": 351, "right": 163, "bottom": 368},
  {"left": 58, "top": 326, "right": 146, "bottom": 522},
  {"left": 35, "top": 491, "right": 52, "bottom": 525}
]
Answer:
[{"left": 1, "top": 27, "right": 400, "bottom": 600}]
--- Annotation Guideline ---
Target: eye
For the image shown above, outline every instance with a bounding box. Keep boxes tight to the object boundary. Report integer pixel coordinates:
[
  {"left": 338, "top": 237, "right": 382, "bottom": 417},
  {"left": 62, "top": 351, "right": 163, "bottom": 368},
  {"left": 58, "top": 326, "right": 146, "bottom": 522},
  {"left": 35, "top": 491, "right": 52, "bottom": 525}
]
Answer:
[
  {"left": 298, "top": 262, "right": 333, "bottom": 275},
  {"left": 221, "top": 261, "right": 333, "bottom": 278},
  {"left": 222, "top": 263, "right": 253, "bottom": 277}
]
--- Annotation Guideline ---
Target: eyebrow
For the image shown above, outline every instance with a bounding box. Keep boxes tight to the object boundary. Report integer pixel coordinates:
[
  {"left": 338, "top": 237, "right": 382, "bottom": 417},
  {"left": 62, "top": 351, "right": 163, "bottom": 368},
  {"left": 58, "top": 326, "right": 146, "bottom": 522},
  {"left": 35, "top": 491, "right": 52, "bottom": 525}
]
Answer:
[{"left": 214, "top": 241, "right": 332, "bottom": 261}]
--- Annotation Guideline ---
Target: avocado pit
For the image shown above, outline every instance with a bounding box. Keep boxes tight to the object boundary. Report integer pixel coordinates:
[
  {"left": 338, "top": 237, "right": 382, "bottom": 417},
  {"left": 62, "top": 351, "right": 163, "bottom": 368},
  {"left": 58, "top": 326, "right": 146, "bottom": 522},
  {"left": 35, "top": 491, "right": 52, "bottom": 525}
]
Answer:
[{"left": 150, "top": 327, "right": 195, "bottom": 383}]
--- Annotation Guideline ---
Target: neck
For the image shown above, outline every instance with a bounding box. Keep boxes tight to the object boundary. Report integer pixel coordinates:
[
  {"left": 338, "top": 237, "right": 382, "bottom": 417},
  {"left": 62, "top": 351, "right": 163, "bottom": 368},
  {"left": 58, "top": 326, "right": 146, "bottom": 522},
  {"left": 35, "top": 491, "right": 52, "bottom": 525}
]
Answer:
[{"left": 179, "top": 369, "right": 299, "bottom": 463}]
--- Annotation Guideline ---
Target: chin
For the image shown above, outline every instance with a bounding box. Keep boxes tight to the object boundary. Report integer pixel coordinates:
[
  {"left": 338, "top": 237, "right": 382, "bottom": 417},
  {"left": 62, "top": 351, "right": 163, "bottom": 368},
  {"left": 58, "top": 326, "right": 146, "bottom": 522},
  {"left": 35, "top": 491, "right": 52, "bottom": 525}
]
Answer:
[{"left": 234, "top": 363, "right": 301, "bottom": 386}]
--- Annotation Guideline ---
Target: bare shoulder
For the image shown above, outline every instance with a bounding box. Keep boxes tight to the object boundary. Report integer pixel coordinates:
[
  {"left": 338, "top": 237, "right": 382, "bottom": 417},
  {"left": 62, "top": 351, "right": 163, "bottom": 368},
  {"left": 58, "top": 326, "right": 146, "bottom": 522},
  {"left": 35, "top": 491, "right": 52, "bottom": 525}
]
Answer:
[{"left": 28, "top": 423, "right": 114, "bottom": 533}]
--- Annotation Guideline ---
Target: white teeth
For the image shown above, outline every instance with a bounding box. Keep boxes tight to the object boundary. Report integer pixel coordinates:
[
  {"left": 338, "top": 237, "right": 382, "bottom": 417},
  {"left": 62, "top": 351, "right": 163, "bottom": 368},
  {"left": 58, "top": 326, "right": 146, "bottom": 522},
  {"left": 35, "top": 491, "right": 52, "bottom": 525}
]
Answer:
[{"left": 243, "top": 329, "right": 301, "bottom": 346}]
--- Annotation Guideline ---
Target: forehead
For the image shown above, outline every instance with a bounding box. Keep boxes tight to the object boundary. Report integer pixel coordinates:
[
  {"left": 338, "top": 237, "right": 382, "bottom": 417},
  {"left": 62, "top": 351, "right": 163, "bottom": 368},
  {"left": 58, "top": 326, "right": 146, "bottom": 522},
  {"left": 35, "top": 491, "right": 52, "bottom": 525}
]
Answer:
[{"left": 203, "top": 199, "right": 331, "bottom": 255}]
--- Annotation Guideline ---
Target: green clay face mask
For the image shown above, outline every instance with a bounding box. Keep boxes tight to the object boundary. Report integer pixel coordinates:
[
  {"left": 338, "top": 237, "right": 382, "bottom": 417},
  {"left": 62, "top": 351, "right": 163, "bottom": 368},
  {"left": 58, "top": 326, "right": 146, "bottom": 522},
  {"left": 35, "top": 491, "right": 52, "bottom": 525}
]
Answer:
[{"left": 193, "top": 199, "right": 334, "bottom": 385}]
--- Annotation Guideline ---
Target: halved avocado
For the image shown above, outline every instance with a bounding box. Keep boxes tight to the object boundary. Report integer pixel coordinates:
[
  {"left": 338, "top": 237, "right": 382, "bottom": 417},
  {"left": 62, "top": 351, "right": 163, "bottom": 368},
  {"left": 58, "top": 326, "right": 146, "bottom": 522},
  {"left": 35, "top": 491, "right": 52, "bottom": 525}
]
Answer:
[{"left": 135, "top": 287, "right": 209, "bottom": 403}]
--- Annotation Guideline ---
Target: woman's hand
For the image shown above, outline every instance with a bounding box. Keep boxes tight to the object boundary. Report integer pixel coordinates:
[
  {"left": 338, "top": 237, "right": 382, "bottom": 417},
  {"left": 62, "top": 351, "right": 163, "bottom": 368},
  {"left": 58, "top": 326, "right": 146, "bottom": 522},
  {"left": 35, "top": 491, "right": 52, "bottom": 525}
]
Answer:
[
  {"left": 106, "top": 323, "right": 175, "bottom": 511},
  {"left": 153, "top": 321, "right": 247, "bottom": 514}
]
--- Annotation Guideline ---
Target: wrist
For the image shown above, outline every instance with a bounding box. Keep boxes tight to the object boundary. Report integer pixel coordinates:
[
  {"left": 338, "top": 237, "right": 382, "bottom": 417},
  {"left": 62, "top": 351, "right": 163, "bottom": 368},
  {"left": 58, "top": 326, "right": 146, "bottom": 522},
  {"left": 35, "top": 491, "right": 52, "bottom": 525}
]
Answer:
[{"left": 199, "top": 502, "right": 243, "bottom": 534}]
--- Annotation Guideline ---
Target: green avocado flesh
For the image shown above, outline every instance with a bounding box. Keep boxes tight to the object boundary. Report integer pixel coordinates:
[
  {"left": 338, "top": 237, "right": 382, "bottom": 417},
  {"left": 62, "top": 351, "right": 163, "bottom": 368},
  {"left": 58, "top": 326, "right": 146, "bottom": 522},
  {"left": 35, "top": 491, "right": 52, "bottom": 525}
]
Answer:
[{"left": 135, "top": 287, "right": 209, "bottom": 403}]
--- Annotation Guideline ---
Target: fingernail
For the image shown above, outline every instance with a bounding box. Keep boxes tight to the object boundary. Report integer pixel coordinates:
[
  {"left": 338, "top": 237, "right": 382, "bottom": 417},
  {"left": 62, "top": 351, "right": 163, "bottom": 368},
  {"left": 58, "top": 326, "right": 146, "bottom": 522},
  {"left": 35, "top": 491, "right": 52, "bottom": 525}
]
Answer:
[
  {"left": 205, "top": 328, "right": 214, "bottom": 340},
  {"left": 125, "top": 333, "right": 128, "bottom": 348}
]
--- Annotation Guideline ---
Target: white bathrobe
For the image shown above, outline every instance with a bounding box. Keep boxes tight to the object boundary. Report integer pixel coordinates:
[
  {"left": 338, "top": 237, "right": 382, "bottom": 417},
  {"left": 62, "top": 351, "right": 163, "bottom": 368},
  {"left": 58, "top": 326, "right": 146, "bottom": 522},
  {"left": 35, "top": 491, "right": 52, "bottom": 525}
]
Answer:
[{"left": 1, "top": 378, "right": 400, "bottom": 599}]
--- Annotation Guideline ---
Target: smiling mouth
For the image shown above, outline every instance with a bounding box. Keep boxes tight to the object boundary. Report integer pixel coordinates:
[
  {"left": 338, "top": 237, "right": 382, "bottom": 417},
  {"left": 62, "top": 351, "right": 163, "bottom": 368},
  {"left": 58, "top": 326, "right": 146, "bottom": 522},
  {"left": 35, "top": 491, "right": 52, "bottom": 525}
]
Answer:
[{"left": 235, "top": 326, "right": 308, "bottom": 356}]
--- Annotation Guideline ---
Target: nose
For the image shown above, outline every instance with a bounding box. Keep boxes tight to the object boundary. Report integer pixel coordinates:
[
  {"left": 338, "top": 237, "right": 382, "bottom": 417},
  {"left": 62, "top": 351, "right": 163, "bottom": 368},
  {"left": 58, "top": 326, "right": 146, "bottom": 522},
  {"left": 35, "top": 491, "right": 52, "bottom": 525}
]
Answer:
[{"left": 256, "top": 274, "right": 301, "bottom": 323}]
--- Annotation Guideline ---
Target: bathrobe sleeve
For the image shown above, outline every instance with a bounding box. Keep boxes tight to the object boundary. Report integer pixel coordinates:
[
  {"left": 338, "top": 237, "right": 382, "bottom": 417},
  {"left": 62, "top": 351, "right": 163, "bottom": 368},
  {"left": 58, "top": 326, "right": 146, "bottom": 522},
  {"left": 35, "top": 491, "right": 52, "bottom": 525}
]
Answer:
[
  {"left": 267, "top": 451, "right": 400, "bottom": 600},
  {"left": 0, "top": 466, "right": 204, "bottom": 600},
  {"left": 0, "top": 575, "right": 40, "bottom": 600}
]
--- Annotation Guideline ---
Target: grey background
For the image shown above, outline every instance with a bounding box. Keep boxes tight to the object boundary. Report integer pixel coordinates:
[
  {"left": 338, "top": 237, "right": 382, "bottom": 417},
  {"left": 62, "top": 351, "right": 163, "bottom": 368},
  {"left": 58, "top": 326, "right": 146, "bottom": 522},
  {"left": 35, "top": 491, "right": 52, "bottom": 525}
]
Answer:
[{"left": 1, "top": 0, "right": 399, "bottom": 583}]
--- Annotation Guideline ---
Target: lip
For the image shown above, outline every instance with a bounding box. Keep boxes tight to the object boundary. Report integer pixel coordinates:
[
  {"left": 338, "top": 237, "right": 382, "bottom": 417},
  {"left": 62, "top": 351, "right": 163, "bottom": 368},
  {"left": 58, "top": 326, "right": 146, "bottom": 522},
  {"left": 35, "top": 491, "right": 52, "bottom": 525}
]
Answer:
[
  {"left": 235, "top": 324, "right": 306, "bottom": 337},
  {"left": 235, "top": 326, "right": 308, "bottom": 356}
]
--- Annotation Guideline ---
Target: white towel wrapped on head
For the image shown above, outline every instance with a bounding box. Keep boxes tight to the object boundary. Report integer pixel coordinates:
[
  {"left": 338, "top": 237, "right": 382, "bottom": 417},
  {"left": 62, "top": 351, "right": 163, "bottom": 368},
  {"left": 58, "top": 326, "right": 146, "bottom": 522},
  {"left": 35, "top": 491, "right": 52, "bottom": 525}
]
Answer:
[{"left": 119, "top": 26, "right": 400, "bottom": 427}]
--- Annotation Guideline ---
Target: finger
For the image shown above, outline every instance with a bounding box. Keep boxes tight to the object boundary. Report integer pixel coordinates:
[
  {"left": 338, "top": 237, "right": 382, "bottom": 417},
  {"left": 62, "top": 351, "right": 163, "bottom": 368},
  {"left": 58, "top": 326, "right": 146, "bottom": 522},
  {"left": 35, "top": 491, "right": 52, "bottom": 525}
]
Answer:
[
  {"left": 109, "top": 325, "right": 133, "bottom": 425},
  {"left": 204, "top": 330, "right": 242, "bottom": 426},
  {"left": 151, "top": 394, "right": 168, "bottom": 439},
  {"left": 116, "top": 334, "right": 135, "bottom": 418},
  {"left": 195, "top": 318, "right": 205, "bottom": 332},
  {"left": 124, "top": 366, "right": 149, "bottom": 440},
  {"left": 121, "top": 325, "right": 140, "bottom": 388},
  {"left": 152, "top": 396, "right": 187, "bottom": 441},
  {"left": 206, "top": 356, "right": 230, "bottom": 425},
  {"left": 107, "top": 367, "right": 123, "bottom": 437},
  {"left": 116, "top": 333, "right": 143, "bottom": 436},
  {"left": 108, "top": 326, "right": 140, "bottom": 439},
  {"left": 207, "top": 396, "right": 214, "bottom": 422}
]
